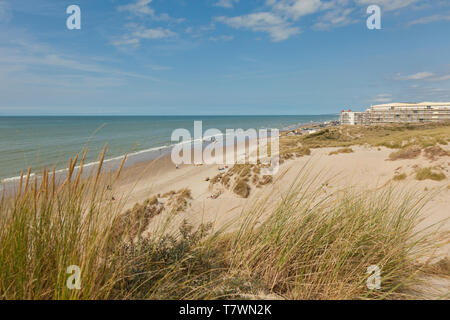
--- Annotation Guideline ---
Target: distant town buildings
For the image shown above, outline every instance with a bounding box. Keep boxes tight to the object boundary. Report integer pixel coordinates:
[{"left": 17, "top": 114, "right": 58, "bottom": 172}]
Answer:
[
  {"left": 340, "top": 102, "right": 450, "bottom": 125},
  {"left": 284, "top": 120, "right": 340, "bottom": 136}
]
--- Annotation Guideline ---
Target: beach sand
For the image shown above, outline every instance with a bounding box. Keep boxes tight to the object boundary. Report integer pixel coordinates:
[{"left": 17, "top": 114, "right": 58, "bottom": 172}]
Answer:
[{"left": 114, "top": 144, "right": 449, "bottom": 252}]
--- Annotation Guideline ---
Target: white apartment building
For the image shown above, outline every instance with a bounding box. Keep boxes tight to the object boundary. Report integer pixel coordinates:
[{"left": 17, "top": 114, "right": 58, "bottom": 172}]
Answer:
[{"left": 340, "top": 102, "right": 450, "bottom": 125}]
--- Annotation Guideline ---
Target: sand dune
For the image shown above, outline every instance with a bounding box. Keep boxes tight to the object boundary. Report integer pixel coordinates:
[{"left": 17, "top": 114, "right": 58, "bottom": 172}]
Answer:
[{"left": 115, "top": 144, "right": 449, "bottom": 252}]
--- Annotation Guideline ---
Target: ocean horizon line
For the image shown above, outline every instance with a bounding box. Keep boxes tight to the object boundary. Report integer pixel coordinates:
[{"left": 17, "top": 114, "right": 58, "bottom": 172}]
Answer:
[{"left": 0, "top": 113, "right": 340, "bottom": 117}]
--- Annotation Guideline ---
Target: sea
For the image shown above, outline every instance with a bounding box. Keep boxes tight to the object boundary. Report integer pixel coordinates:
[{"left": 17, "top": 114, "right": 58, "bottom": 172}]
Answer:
[{"left": 0, "top": 115, "right": 338, "bottom": 184}]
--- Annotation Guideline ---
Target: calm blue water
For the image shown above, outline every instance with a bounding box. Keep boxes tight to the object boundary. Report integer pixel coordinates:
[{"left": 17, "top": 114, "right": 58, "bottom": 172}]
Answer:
[{"left": 0, "top": 115, "right": 338, "bottom": 180}]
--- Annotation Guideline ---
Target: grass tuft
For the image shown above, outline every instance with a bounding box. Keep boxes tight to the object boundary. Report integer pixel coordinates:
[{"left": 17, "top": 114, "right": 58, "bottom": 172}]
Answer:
[
  {"left": 415, "top": 167, "right": 446, "bottom": 181},
  {"left": 329, "top": 147, "right": 354, "bottom": 156},
  {"left": 389, "top": 146, "right": 421, "bottom": 160},
  {"left": 226, "top": 170, "right": 439, "bottom": 299},
  {"left": 393, "top": 173, "right": 407, "bottom": 181},
  {"left": 0, "top": 149, "right": 125, "bottom": 299},
  {"left": 163, "top": 188, "right": 192, "bottom": 213},
  {"left": 233, "top": 179, "right": 251, "bottom": 198},
  {"left": 423, "top": 146, "right": 450, "bottom": 161}
]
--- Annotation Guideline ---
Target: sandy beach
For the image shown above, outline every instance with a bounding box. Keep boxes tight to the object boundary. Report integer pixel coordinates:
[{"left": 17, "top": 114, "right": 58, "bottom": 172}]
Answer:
[{"left": 114, "top": 140, "right": 450, "bottom": 252}]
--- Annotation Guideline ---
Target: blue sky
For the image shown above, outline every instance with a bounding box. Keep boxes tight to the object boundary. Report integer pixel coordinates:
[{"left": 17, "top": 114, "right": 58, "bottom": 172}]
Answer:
[{"left": 0, "top": 0, "right": 449, "bottom": 115}]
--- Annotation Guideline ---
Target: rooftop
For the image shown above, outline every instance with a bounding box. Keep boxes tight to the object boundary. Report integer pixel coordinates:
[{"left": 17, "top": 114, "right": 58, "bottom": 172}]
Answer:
[{"left": 372, "top": 102, "right": 450, "bottom": 108}]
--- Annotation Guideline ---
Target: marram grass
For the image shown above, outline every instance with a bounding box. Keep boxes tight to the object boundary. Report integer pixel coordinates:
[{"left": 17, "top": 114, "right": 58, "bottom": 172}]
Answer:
[
  {"left": 226, "top": 174, "right": 436, "bottom": 299},
  {"left": 0, "top": 150, "right": 445, "bottom": 300}
]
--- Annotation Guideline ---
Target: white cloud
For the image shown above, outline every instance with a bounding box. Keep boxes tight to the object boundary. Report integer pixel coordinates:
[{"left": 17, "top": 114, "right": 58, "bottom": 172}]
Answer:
[
  {"left": 111, "top": 37, "right": 140, "bottom": 47},
  {"left": 373, "top": 93, "right": 393, "bottom": 103},
  {"left": 118, "top": 0, "right": 155, "bottom": 16},
  {"left": 395, "top": 71, "right": 450, "bottom": 82},
  {"left": 428, "top": 74, "right": 450, "bottom": 82},
  {"left": 312, "top": 7, "right": 357, "bottom": 30},
  {"left": 117, "top": 0, "right": 184, "bottom": 22},
  {"left": 133, "top": 27, "right": 177, "bottom": 39},
  {"left": 114, "top": 1, "right": 181, "bottom": 47},
  {"left": 0, "top": 39, "right": 160, "bottom": 96},
  {"left": 117, "top": 0, "right": 436, "bottom": 45},
  {"left": 215, "top": 12, "right": 300, "bottom": 42},
  {"left": 0, "top": 50, "right": 105, "bottom": 74},
  {"left": 185, "top": 23, "right": 216, "bottom": 39},
  {"left": 112, "top": 26, "right": 177, "bottom": 47},
  {"left": 209, "top": 35, "right": 234, "bottom": 41},
  {"left": 214, "top": 0, "right": 239, "bottom": 9},
  {"left": 408, "top": 14, "right": 450, "bottom": 26},
  {"left": 396, "top": 72, "right": 434, "bottom": 80},
  {"left": 269, "top": 0, "right": 323, "bottom": 20},
  {"left": 215, "top": 0, "right": 361, "bottom": 41},
  {"left": 355, "top": 0, "right": 418, "bottom": 11}
]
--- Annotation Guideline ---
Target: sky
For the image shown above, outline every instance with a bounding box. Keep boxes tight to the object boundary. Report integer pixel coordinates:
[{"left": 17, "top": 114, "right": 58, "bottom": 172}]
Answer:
[{"left": 0, "top": 0, "right": 449, "bottom": 115}]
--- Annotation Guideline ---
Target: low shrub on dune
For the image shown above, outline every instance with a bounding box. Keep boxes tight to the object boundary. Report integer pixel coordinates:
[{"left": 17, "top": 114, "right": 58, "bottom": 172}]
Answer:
[
  {"left": 423, "top": 146, "right": 450, "bottom": 161},
  {"left": 329, "top": 147, "right": 354, "bottom": 156},
  {"left": 393, "top": 173, "right": 407, "bottom": 181},
  {"left": 415, "top": 167, "right": 446, "bottom": 181},
  {"left": 233, "top": 179, "right": 251, "bottom": 198},
  {"left": 389, "top": 146, "right": 422, "bottom": 160}
]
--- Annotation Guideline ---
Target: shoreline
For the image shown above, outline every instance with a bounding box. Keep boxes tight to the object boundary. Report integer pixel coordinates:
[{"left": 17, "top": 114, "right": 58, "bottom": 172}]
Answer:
[
  {"left": 0, "top": 116, "right": 339, "bottom": 184},
  {"left": 0, "top": 129, "right": 268, "bottom": 196}
]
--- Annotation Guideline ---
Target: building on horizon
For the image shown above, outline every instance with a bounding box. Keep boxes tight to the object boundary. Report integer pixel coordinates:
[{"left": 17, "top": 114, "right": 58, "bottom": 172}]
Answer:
[
  {"left": 340, "top": 109, "right": 368, "bottom": 125},
  {"left": 340, "top": 102, "right": 450, "bottom": 125}
]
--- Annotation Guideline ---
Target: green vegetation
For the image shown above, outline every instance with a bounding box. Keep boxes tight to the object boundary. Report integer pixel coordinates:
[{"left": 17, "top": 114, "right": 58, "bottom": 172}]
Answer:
[
  {"left": 0, "top": 148, "right": 446, "bottom": 300},
  {"left": 393, "top": 173, "right": 407, "bottom": 181},
  {"left": 389, "top": 146, "right": 422, "bottom": 160},
  {"left": 164, "top": 188, "right": 192, "bottom": 212},
  {"left": 388, "top": 144, "right": 450, "bottom": 162},
  {"left": 210, "top": 163, "right": 271, "bottom": 198},
  {"left": 0, "top": 148, "right": 126, "bottom": 299},
  {"left": 296, "top": 122, "right": 450, "bottom": 149},
  {"left": 115, "top": 196, "right": 164, "bottom": 242},
  {"left": 278, "top": 136, "right": 311, "bottom": 162},
  {"left": 233, "top": 179, "right": 251, "bottom": 198},
  {"left": 227, "top": 182, "right": 435, "bottom": 299},
  {"left": 415, "top": 167, "right": 446, "bottom": 181},
  {"left": 430, "top": 258, "right": 450, "bottom": 276},
  {"left": 329, "top": 147, "right": 354, "bottom": 156},
  {"left": 258, "top": 175, "right": 273, "bottom": 187},
  {"left": 423, "top": 146, "right": 450, "bottom": 161}
]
